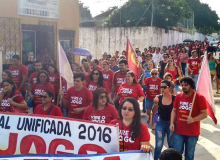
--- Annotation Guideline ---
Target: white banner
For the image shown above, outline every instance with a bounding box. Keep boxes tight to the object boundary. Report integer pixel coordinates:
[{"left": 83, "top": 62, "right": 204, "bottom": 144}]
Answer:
[
  {"left": 18, "top": 0, "right": 59, "bottom": 19},
  {"left": 0, "top": 151, "right": 153, "bottom": 160},
  {"left": 0, "top": 113, "right": 119, "bottom": 155}
]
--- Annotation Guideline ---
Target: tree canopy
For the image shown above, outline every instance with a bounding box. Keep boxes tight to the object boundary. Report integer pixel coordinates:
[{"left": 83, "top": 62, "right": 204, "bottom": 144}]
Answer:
[
  {"left": 104, "top": 0, "right": 220, "bottom": 34},
  {"left": 79, "top": 2, "right": 92, "bottom": 22}
]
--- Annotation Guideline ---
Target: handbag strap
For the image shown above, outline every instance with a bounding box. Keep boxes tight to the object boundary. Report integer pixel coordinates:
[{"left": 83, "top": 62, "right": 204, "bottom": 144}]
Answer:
[{"left": 47, "top": 104, "right": 55, "bottom": 115}]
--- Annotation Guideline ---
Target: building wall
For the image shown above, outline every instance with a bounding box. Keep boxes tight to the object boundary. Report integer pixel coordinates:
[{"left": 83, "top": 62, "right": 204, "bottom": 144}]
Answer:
[
  {"left": 0, "top": 0, "right": 80, "bottom": 63},
  {"left": 79, "top": 27, "right": 214, "bottom": 59}
]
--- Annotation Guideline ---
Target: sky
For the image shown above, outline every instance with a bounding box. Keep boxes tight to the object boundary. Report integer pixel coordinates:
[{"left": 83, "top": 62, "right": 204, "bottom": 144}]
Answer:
[{"left": 80, "top": 0, "right": 220, "bottom": 18}]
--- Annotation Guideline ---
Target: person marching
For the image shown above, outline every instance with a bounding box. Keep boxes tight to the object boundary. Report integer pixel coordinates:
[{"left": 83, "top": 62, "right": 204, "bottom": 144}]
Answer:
[
  {"left": 153, "top": 80, "right": 176, "bottom": 160},
  {"left": 170, "top": 77, "right": 208, "bottom": 160}
]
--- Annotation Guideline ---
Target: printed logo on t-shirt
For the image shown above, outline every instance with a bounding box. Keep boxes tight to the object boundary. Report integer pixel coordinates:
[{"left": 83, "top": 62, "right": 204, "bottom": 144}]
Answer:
[
  {"left": 91, "top": 116, "right": 106, "bottom": 123},
  {"left": 0, "top": 99, "right": 10, "bottom": 107},
  {"left": 117, "top": 78, "right": 125, "bottom": 84},
  {"left": 33, "top": 78, "right": 37, "bottom": 84},
  {"left": 71, "top": 96, "right": 82, "bottom": 104},
  {"left": 11, "top": 70, "right": 19, "bottom": 76},
  {"left": 34, "top": 89, "right": 44, "bottom": 95},
  {"left": 179, "top": 101, "right": 192, "bottom": 111},
  {"left": 49, "top": 77, "right": 55, "bottom": 82},
  {"left": 103, "top": 74, "right": 109, "bottom": 79},
  {"left": 191, "top": 61, "right": 198, "bottom": 65},
  {"left": 119, "top": 130, "right": 135, "bottom": 143},
  {"left": 149, "top": 84, "right": 158, "bottom": 90},
  {"left": 88, "top": 85, "right": 97, "bottom": 91},
  {"left": 121, "top": 88, "right": 133, "bottom": 94}
]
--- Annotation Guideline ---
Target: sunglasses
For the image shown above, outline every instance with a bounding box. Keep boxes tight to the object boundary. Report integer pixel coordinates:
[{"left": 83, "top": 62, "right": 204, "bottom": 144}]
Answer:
[
  {"left": 151, "top": 73, "right": 158, "bottom": 75},
  {"left": 99, "top": 95, "right": 107, "bottom": 99},
  {"left": 168, "top": 60, "right": 173, "bottom": 62},
  {"left": 163, "top": 56, "right": 168, "bottom": 58},
  {"left": 93, "top": 73, "right": 99, "bottom": 75},
  {"left": 122, "top": 107, "right": 134, "bottom": 112},
  {"left": 160, "top": 86, "right": 168, "bottom": 89},
  {"left": 40, "top": 95, "right": 48, "bottom": 99}
]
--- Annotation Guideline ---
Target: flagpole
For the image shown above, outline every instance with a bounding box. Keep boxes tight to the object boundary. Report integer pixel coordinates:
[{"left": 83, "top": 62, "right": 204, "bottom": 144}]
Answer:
[{"left": 58, "top": 42, "right": 63, "bottom": 106}]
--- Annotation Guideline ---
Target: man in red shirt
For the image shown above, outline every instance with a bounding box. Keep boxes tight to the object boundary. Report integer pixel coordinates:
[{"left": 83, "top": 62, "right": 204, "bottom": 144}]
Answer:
[
  {"left": 29, "top": 61, "right": 42, "bottom": 95},
  {"left": 112, "top": 59, "right": 129, "bottom": 109},
  {"left": 62, "top": 73, "right": 92, "bottom": 119},
  {"left": 91, "top": 59, "right": 103, "bottom": 71},
  {"left": 144, "top": 68, "right": 162, "bottom": 126},
  {"left": 9, "top": 55, "right": 28, "bottom": 98},
  {"left": 187, "top": 50, "right": 201, "bottom": 84},
  {"left": 170, "top": 77, "right": 208, "bottom": 160}
]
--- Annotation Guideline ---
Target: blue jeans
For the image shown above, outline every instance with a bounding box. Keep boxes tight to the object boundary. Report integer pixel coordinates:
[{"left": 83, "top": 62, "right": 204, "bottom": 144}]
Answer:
[
  {"left": 181, "top": 63, "right": 186, "bottom": 76},
  {"left": 189, "top": 74, "right": 199, "bottom": 85},
  {"left": 173, "top": 133, "right": 198, "bottom": 160},
  {"left": 145, "top": 97, "right": 154, "bottom": 110},
  {"left": 154, "top": 118, "right": 173, "bottom": 160},
  {"left": 174, "top": 84, "right": 180, "bottom": 94}
]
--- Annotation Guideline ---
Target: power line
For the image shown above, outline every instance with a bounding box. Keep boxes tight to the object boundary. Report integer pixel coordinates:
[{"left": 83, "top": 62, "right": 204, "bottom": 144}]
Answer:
[{"left": 136, "top": 0, "right": 153, "bottom": 26}]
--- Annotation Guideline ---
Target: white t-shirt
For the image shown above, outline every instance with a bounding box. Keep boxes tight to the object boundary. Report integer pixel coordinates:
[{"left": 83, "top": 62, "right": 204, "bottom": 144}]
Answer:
[
  {"left": 137, "top": 56, "right": 143, "bottom": 63},
  {"left": 153, "top": 53, "right": 163, "bottom": 67}
]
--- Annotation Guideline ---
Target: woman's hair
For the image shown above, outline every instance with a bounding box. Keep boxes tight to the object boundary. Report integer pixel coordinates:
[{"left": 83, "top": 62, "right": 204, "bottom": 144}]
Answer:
[
  {"left": 161, "top": 80, "right": 172, "bottom": 87},
  {"left": 48, "top": 64, "right": 58, "bottom": 73},
  {"left": 37, "top": 70, "right": 50, "bottom": 83},
  {"left": 150, "top": 68, "right": 158, "bottom": 74},
  {"left": 92, "top": 88, "right": 108, "bottom": 110},
  {"left": 119, "top": 98, "right": 141, "bottom": 140},
  {"left": 163, "top": 72, "right": 173, "bottom": 79},
  {"left": 126, "top": 71, "right": 138, "bottom": 84},
  {"left": 102, "top": 60, "right": 109, "bottom": 65},
  {"left": 165, "top": 58, "right": 176, "bottom": 69},
  {"left": 81, "top": 58, "right": 88, "bottom": 64},
  {"left": 147, "top": 60, "right": 156, "bottom": 70},
  {"left": 208, "top": 52, "right": 213, "bottom": 60},
  {"left": 2, "top": 79, "right": 16, "bottom": 98},
  {"left": 181, "top": 47, "right": 187, "bottom": 53},
  {"left": 83, "top": 62, "right": 91, "bottom": 71},
  {"left": 89, "top": 69, "right": 104, "bottom": 87},
  {"left": 43, "top": 90, "right": 54, "bottom": 102},
  {"left": 3, "top": 70, "right": 13, "bottom": 79}
]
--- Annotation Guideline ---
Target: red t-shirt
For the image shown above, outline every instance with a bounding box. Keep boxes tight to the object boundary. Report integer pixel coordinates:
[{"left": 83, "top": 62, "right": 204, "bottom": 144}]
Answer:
[
  {"left": 87, "top": 81, "right": 110, "bottom": 94},
  {"left": 0, "top": 90, "right": 25, "bottom": 112},
  {"left": 29, "top": 72, "right": 38, "bottom": 86},
  {"left": 61, "top": 78, "right": 67, "bottom": 96},
  {"left": 31, "top": 82, "right": 55, "bottom": 108},
  {"left": 102, "top": 70, "right": 114, "bottom": 91},
  {"left": 34, "top": 104, "right": 62, "bottom": 116},
  {"left": 173, "top": 92, "right": 208, "bottom": 136},
  {"left": 49, "top": 73, "right": 60, "bottom": 94},
  {"left": 144, "top": 77, "right": 162, "bottom": 100},
  {"left": 83, "top": 104, "right": 118, "bottom": 124},
  {"left": 9, "top": 64, "right": 28, "bottom": 92},
  {"left": 113, "top": 71, "right": 127, "bottom": 93},
  {"left": 173, "top": 57, "right": 181, "bottom": 68},
  {"left": 117, "top": 82, "right": 144, "bottom": 104},
  {"left": 65, "top": 86, "right": 92, "bottom": 119},
  {"left": 110, "top": 119, "right": 150, "bottom": 151},
  {"left": 187, "top": 57, "right": 201, "bottom": 74}
]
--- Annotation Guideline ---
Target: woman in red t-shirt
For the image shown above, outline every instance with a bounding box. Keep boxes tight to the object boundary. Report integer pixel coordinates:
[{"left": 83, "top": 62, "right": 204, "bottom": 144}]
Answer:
[
  {"left": 0, "top": 70, "right": 13, "bottom": 93},
  {"left": 114, "top": 71, "right": 144, "bottom": 105},
  {"left": 34, "top": 90, "right": 62, "bottom": 116},
  {"left": 165, "top": 58, "right": 182, "bottom": 94},
  {"left": 83, "top": 88, "right": 118, "bottom": 124},
  {"left": 29, "top": 70, "right": 55, "bottom": 109},
  {"left": 87, "top": 69, "right": 112, "bottom": 102},
  {"left": 110, "top": 98, "right": 151, "bottom": 152},
  {"left": 0, "top": 79, "right": 28, "bottom": 113},
  {"left": 48, "top": 64, "right": 60, "bottom": 102},
  {"left": 101, "top": 60, "right": 114, "bottom": 91}
]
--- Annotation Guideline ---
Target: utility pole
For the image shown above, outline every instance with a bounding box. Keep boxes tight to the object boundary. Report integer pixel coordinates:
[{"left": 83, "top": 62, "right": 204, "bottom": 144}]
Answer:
[{"left": 151, "top": 0, "right": 154, "bottom": 27}]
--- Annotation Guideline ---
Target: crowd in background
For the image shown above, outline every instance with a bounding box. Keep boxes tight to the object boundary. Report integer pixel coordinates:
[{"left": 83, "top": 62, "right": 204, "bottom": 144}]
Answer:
[{"left": 0, "top": 40, "right": 219, "bottom": 160}]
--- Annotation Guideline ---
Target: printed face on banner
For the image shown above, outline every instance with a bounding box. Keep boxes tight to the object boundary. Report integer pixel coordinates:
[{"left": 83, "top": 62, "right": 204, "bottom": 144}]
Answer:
[{"left": 0, "top": 114, "right": 119, "bottom": 155}]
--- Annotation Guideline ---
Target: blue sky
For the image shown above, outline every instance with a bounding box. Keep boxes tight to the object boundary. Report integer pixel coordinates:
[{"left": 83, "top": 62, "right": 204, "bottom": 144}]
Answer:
[{"left": 80, "top": 0, "right": 220, "bottom": 18}]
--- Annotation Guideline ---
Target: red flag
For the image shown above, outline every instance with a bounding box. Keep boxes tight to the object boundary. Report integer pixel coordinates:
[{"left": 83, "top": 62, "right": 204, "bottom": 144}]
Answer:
[
  {"left": 196, "top": 53, "right": 217, "bottom": 124},
  {"left": 58, "top": 42, "right": 74, "bottom": 89},
  {"left": 126, "top": 39, "right": 142, "bottom": 77}
]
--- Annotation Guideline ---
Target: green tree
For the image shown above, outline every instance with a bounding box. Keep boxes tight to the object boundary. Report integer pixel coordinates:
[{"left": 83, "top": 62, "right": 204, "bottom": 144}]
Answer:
[
  {"left": 185, "top": 0, "right": 220, "bottom": 34},
  {"left": 79, "top": 2, "right": 92, "bottom": 22},
  {"left": 105, "top": 0, "right": 191, "bottom": 29}
]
